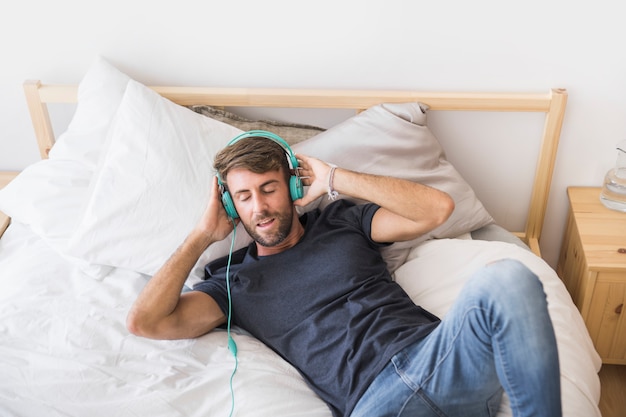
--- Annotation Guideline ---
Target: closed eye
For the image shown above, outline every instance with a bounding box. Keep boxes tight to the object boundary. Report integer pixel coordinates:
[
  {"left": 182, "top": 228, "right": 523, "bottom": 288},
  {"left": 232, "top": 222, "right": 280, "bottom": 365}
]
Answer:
[
  {"left": 236, "top": 192, "right": 251, "bottom": 202},
  {"left": 260, "top": 182, "right": 279, "bottom": 195}
]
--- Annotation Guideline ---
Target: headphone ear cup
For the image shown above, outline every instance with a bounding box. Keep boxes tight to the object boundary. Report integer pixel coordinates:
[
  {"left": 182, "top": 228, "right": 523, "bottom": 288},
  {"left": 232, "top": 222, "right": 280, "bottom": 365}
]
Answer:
[
  {"left": 221, "top": 190, "right": 239, "bottom": 219},
  {"left": 290, "top": 175, "right": 304, "bottom": 201}
]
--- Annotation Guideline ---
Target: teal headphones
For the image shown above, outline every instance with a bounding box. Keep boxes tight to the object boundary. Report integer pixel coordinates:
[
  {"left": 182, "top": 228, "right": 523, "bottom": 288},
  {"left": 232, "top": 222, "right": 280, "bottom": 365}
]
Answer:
[{"left": 217, "top": 130, "right": 304, "bottom": 219}]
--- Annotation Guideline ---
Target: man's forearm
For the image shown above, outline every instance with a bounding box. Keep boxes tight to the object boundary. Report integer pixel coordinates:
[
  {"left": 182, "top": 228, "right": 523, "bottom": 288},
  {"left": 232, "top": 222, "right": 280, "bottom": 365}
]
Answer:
[
  {"left": 332, "top": 167, "right": 453, "bottom": 224},
  {"left": 126, "top": 229, "right": 215, "bottom": 334}
]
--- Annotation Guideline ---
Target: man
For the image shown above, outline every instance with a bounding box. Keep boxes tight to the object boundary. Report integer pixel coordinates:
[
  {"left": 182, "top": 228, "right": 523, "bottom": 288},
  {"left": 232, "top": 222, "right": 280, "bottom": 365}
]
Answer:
[{"left": 127, "top": 133, "right": 561, "bottom": 417}]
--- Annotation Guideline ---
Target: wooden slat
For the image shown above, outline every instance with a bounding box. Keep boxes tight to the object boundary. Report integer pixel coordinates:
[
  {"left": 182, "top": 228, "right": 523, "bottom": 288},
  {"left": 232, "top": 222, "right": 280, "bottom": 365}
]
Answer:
[
  {"left": 23, "top": 80, "right": 56, "bottom": 158},
  {"left": 151, "top": 87, "right": 553, "bottom": 112},
  {"left": 524, "top": 88, "right": 568, "bottom": 245},
  {"left": 34, "top": 83, "right": 554, "bottom": 112},
  {"left": 527, "top": 237, "right": 542, "bottom": 257},
  {"left": 36, "top": 83, "right": 79, "bottom": 103}
]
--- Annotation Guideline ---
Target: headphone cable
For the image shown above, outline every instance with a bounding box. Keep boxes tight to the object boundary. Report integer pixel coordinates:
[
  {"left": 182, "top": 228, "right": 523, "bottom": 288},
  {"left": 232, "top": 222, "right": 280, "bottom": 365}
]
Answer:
[{"left": 225, "top": 219, "right": 238, "bottom": 417}]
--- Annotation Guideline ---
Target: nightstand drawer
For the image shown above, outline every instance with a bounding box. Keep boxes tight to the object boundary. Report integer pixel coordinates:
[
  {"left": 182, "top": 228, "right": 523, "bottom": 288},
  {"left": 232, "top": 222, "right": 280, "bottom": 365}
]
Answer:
[{"left": 586, "top": 273, "right": 626, "bottom": 362}]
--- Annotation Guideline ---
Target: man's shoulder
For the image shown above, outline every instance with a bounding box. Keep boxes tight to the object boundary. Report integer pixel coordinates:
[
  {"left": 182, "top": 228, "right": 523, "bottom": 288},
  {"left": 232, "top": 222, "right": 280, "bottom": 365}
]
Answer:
[
  {"left": 204, "top": 245, "right": 250, "bottom": 278},
  {"left": 322, "top": 199, "right": 379, "bottom": 218},
  {"left": 299, "top": 199, "right": 355, "bottom": 224}
]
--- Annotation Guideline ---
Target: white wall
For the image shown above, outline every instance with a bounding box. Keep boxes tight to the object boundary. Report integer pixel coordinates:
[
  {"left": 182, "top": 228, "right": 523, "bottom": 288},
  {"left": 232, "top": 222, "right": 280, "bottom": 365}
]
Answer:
[{"left": 2, "top": 0, "right": 625, "bottom": 268}]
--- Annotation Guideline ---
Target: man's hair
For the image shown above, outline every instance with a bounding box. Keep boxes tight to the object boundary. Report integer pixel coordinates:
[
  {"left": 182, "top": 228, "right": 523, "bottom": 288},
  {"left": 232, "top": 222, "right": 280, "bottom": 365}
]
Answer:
[{"left": 214, "top": 136, "right": 291, "bottom": 185}]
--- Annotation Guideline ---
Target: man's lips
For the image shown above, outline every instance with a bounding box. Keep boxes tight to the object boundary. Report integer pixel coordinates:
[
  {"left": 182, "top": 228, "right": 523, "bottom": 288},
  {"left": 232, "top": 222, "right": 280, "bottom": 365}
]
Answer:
[{"left": 256, "top": 218, "right": 275, "bottom": 228}]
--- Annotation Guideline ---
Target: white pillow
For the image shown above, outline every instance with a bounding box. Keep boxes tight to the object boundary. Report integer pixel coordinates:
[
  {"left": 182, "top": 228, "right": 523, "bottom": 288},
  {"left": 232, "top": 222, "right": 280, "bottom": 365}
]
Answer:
[
  {"left": 293, "top": 102, "right": 494, "bottom": 271},
  {"left": 48, "top": 57, "right": 132, "bottom": 169},
  {"left": 0, "top": 57, "right": 130, "bottom": 278},
  {"left": 66, "top": 80, "right": 245, "bottom": 277}
]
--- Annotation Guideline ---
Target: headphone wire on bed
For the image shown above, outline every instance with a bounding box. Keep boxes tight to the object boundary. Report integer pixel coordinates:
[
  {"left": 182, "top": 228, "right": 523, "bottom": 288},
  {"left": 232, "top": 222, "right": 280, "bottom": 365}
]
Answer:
[{"left": 225, "top": 219, "right": 238, "bottom": 417}]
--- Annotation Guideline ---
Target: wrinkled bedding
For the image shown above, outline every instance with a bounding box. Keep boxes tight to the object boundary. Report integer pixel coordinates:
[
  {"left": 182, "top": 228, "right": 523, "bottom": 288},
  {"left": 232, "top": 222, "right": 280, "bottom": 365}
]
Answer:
[{"left": 0, "top": 221, "right": 601, "bottom": 417}]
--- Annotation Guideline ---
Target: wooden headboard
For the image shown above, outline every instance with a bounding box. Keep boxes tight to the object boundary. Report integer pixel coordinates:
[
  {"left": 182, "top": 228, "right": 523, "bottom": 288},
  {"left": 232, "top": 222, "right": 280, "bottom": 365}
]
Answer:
[{"left": 10, "top": 81, "right": 567, "bottom": 255}]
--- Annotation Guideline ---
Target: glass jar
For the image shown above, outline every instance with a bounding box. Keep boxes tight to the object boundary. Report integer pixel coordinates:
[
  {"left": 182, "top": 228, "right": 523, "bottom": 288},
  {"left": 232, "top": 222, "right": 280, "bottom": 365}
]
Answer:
[{"left": 600, "top": 142, "right": 626, "bottom": 212}]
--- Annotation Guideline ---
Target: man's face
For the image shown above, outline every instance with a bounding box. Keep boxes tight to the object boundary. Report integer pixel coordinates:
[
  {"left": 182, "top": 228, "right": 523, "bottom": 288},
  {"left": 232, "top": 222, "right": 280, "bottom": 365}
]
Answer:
[{"left": 226, "top": 168, "right": 295, "bottom": 249}]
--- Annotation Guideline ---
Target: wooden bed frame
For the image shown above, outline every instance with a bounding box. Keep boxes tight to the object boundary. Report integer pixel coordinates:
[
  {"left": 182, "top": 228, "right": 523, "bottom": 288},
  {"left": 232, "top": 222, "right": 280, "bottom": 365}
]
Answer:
[
  {"left": 0, "top": 171, "right": 19, "bottom": 235},
  {"left": 0, "top": 81, "right": 568, "bottom": 257}
]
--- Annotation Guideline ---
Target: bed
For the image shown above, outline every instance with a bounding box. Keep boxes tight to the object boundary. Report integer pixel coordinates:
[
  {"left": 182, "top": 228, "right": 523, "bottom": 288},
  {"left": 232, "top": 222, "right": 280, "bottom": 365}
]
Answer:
[{"left": 0, "top": 57, "right": 601, "bottom": 416}]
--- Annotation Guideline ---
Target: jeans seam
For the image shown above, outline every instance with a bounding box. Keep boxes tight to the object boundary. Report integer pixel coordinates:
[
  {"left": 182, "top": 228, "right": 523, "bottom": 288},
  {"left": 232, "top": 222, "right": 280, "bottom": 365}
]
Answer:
[
  {"left": 393, "top": 351, "right": 417, "bottom": 391},
  {"left": 494, "top": 327, "right": 521, "bottom": 417},
  {"left": 397, "top": 389, "right": 448, "bottom": 417},
  {"left": 420, "top": 305, "right": 489, "bottom": 388}
]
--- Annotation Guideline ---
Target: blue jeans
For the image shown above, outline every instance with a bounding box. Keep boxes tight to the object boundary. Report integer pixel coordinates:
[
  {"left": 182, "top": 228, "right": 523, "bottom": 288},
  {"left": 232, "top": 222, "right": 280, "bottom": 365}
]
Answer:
[{"left": 350, "top": 259, "right": 561, "bottom": 417}]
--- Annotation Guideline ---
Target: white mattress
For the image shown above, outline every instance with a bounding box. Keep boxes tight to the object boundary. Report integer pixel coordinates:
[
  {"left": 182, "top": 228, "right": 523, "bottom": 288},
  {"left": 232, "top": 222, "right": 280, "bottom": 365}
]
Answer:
[{"left": 0, "top": 222, "right": 602, "bottom": 417}]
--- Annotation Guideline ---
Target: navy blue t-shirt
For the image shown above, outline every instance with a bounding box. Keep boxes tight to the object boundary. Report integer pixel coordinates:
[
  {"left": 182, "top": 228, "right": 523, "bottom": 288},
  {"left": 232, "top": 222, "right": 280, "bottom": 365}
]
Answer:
[{"left": 193, "top": 200, "right": 440, "bottom": 417}]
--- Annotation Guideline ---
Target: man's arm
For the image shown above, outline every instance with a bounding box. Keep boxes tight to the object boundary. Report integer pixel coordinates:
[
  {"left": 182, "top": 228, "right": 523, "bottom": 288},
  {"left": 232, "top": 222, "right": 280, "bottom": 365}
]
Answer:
[
  {"left": 126, "top": 177, "right": 234, "bottom": 340},
  {"left": 294, "top": 155, "right": 454, "bottom": 243}
]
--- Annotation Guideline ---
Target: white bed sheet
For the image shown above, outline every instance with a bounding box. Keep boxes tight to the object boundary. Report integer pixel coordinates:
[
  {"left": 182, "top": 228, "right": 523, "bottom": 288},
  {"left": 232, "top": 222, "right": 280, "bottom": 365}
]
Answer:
[{"left": 0, "top": 222, "right": 601, "bottom": 417}]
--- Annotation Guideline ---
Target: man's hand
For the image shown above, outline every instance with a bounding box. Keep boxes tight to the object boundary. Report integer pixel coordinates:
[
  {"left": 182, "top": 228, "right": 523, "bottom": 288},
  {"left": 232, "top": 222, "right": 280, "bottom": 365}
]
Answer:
[
  {"left": 194, "top": 176, "right": 238, "bottom": 245},
  {"left": 293, "top": 154, "right": 333, "bottom": 207}
]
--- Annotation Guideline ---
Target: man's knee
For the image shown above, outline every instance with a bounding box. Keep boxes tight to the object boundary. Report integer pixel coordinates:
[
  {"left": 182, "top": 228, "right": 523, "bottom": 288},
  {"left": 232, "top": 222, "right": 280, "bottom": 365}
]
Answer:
[{"left": 472, "top": 258, "right": 545, "bottom": 302}]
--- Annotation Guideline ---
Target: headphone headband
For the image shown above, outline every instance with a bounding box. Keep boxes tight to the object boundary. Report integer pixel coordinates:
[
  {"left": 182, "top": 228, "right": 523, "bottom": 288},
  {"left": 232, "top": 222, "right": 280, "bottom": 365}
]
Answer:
[{"left": 227, "top": 130, "right": 299, "bottom": 170}]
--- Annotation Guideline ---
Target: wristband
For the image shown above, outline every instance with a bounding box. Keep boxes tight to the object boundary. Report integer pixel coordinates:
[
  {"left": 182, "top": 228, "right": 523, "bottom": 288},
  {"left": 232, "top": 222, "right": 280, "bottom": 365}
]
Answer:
[{"left": 327, "top": 166, "right": 339, "bottom": 201}]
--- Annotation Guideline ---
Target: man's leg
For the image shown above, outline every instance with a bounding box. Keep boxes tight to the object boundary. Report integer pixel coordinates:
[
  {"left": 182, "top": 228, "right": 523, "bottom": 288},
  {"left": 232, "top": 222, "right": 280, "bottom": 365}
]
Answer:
[{"left": 351, "top": 259, "right": 561, "bottom": 417}]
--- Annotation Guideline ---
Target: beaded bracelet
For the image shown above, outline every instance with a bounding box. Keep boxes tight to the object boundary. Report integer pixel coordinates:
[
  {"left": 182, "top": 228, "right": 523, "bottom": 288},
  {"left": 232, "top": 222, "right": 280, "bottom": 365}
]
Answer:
[{"left": 327, "top": 166, "right": 339, "bottom": 201}]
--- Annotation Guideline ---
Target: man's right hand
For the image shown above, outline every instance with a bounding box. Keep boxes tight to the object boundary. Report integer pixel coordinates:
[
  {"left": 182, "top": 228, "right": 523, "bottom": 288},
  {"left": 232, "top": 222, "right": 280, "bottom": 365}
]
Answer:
[{"left": 194, "top": 176, "right": 239, "bottom": 247}]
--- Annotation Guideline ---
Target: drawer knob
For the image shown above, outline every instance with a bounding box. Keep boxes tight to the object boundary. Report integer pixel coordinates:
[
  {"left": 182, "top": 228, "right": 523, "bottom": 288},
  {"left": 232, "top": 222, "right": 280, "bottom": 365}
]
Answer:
[
  {"left": 618, "top": 248, "right": 626, "bottom": 254},
  {"left": 616, "top": 304, "right": 624, "bottom": 315}
]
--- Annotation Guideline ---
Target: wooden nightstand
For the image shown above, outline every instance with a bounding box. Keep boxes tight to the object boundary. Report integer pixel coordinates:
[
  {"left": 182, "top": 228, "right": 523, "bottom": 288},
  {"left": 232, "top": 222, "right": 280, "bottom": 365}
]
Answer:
[{"left": 557, "top": 186, "right": 626, "bottom": 364}]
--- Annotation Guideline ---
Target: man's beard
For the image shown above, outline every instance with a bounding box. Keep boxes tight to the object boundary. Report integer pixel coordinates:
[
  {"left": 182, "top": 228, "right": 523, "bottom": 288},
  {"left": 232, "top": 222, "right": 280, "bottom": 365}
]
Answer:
[{"left": 242, "top": 210, "right": 293, "bottom": 248}]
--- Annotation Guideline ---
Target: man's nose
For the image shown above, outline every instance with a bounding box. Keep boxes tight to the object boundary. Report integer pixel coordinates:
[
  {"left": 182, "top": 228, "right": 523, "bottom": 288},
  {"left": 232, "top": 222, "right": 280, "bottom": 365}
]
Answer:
[{"left": 251, "top": 194, "right": 268, "bottom": 213}]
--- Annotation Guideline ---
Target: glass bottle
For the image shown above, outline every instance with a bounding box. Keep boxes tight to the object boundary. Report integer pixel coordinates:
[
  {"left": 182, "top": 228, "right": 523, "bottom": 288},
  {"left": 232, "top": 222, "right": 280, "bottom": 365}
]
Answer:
[{"left": 600, "top": 140, "right": 626, "bottom": 211}]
